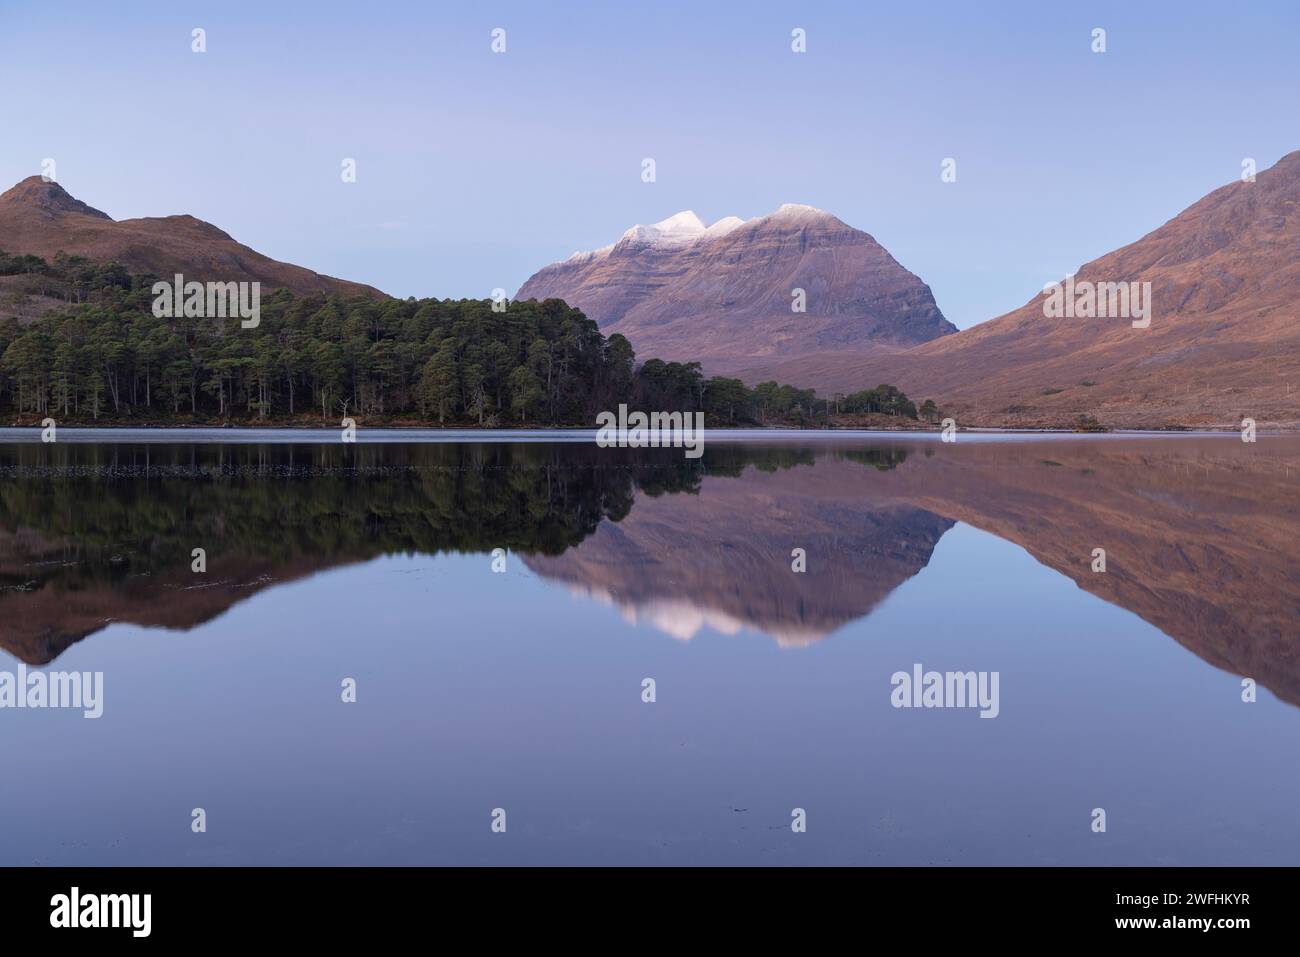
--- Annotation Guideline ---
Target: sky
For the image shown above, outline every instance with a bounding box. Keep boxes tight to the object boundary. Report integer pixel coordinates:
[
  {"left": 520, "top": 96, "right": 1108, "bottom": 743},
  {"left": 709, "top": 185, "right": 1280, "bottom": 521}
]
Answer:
[{"left": 1, "top": 0, "right": 1296, "bottom": 329}]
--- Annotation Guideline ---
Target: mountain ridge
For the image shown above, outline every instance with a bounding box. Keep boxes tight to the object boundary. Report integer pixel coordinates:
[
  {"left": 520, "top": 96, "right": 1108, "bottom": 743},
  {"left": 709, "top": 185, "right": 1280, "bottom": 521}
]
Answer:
[
  {"left": 724, "top": 151, "right": 1300, "bottom": 427},
  {"left": 517, "top": 202, "right": 956, "bottom": 367},
  {"left": 0, "top": 176, "right": 383, "bottom": 300}
]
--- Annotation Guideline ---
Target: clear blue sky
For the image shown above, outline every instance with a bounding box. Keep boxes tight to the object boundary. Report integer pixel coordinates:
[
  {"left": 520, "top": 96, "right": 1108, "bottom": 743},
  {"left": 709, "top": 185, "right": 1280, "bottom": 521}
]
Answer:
[{"left": 2, "top": 0, "right": 1296, "bottom": 328}]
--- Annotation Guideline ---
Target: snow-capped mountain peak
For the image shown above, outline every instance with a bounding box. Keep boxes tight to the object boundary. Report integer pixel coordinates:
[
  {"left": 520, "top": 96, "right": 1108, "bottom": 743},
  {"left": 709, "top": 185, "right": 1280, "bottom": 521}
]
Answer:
[{"left": 620, "top": 210, "right": 708, "bottom": 247}]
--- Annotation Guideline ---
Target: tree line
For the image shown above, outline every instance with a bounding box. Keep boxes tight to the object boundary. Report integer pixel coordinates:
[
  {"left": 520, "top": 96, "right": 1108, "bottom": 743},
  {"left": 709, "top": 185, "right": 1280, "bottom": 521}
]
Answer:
[
  {"left": 0, "top": 251, "right": 935, "bottom": 426},
  {"left": 0, "top": 441, "right": 821, "bottom": 600}
]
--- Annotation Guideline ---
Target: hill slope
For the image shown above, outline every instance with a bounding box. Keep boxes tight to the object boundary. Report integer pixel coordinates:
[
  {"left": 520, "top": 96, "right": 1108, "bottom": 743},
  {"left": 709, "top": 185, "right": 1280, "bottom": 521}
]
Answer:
[
  {"left": 0, "top": 176, "right": 382, "bottom": 300},
  {"left": 728, "top": 152, "right": 1300, "bottom": 428},
  {"left": 517, "top": 204, "right": 955, "bottom": 367}
]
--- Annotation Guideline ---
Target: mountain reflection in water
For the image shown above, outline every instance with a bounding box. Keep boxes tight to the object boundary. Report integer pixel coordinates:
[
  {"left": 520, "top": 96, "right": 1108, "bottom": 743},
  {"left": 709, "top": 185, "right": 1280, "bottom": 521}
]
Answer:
[{"left": 1, "top": 436, "right": 1297, "bottom": 705}]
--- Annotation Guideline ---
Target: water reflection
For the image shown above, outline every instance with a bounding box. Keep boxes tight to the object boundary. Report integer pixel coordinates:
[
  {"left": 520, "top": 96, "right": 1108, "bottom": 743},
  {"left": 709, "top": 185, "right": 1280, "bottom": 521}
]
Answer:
[{"left": 2, "top": 437, "right": 1297, "bottom": 704}]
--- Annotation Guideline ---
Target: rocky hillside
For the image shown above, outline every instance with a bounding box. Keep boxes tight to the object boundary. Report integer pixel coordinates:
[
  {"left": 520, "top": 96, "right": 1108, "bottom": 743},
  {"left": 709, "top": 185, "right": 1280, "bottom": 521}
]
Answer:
[
  {"left": 517, "top": 204, "right": 955, "bottom": 367},
  {"left": 730, "top": 151, "right": 1300, "bottom": 429}
]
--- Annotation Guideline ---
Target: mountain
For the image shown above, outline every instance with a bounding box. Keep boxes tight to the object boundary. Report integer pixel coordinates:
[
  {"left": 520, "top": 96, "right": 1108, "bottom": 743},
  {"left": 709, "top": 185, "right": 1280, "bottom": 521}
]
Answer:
[
  {"left": 0, "top": 176, "right": 382, "bottom": 299},
  {"left": 516, "top": 204, "right": 955, "bottom": 368},
  {"left": 730, "top": 151, "right": 1300, "bottom": 428}
]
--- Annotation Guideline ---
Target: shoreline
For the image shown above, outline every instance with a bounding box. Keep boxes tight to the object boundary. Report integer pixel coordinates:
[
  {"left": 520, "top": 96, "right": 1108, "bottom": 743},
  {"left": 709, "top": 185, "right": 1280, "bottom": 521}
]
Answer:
[{"left": 0, "top": 425, "right": 1281, "bottom": 444}]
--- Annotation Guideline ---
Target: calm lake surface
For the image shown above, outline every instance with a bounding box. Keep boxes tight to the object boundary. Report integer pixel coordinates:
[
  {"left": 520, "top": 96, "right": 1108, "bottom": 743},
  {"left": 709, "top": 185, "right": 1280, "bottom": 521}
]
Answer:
[{"left": 1, "top": 430, "right": 1297, "bottom": 865}]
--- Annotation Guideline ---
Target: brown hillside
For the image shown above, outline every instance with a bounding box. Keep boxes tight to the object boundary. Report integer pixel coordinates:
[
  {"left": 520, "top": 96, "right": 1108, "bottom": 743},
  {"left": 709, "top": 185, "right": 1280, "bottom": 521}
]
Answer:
[
  {"left": 517, "top": 204, "right": 955, "bottom": 367},
  {"left": 0, "top": 176, "right": 383, "bottom": 300},
  {"left": 725, "top": 152, "right": 1300, "bottom": 429}
]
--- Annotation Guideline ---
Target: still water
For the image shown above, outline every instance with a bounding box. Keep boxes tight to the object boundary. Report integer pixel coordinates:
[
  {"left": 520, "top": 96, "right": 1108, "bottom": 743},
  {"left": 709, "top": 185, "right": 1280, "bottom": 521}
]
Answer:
[{"left": 1, "top": 431, "right": 1297, "bottom": 865}]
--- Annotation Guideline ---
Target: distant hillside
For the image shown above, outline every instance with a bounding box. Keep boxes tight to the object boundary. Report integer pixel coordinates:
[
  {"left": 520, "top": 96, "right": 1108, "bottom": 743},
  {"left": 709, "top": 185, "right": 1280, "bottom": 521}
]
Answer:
[
  {"left": 0, "top": 176, "right": 383, "bottom": 302},
  {"left": 727, "top": 151, "right": 1300, "bottom": 429}
]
